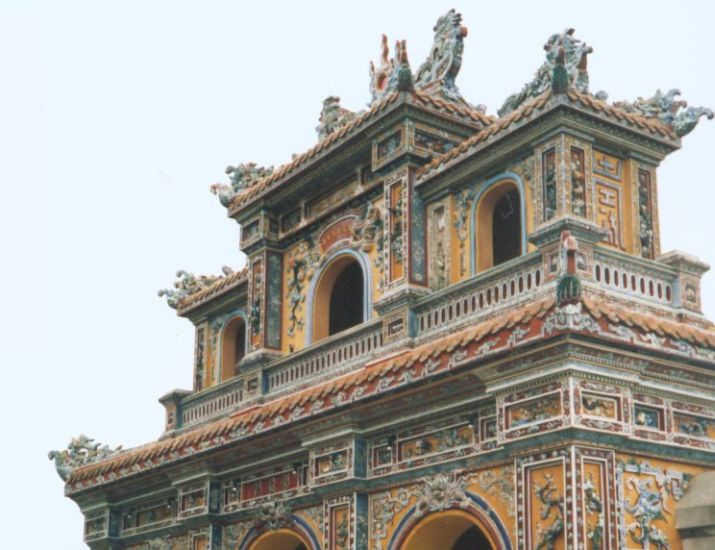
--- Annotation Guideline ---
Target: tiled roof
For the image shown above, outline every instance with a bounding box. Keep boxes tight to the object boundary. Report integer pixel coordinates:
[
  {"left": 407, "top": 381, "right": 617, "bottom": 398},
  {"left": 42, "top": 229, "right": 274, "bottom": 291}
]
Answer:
[
  {"left": 417, "top": 91, "right": 553, "bottom": 181},
  {"left": 582, "top": 295, "right": 715, "bottom": 347},
  {"left": 66, "top": 296, "right": 554, "bottom": 488},
  {"left": 66, "top": 291, "right": 715, "bottom": 491},
  {"left": 417, "top": 89, "right": 677, "bottom": 183},
  {"left": 227, "top": 92, "right": 493, "bottom": 214},
  {"left": 565, "top": 90, "right": 676, "bottom": 139},
  {"left": 176, "top": 267, "right": 248, "bottom": 314}
]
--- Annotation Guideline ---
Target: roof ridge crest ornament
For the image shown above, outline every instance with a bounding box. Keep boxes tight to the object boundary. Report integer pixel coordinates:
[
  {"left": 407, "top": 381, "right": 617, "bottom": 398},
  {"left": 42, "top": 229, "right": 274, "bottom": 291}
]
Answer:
[
  {"left": 499, "top": 28, "right": 593, "bottom": 117},
  {"left": 157, "top": 266, "right": 236, "bottom": 309},
  {"left": 209, "top": 162, "right": 274, "bottom": 208},
  {"left": 369, "top": 10, "right": 467, "bottom": 105},
  {"left": 613, "top": 88, "right": 713, "bottom": 137}
]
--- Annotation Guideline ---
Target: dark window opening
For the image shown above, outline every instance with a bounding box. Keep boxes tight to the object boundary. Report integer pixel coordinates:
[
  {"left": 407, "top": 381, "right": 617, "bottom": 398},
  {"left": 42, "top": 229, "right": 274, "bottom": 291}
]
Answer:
[
  {"left": 234, "top": 322, "right": 246, "bottom": 372},
  {"left": 492, "top": 189, "right": 521, "bottom": 267},
  {"left": 329, "top": 261, "right": 363, "bottom": 336},
  {"left": 452, "top": 525, "right": 492, "bottom": 550}
]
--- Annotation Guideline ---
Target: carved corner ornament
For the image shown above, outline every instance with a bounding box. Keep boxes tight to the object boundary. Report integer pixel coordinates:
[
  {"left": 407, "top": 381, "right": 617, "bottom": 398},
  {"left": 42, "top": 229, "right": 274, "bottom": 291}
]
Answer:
[{"left": 49, "top": 435, "right": 123, "bottom": 482}]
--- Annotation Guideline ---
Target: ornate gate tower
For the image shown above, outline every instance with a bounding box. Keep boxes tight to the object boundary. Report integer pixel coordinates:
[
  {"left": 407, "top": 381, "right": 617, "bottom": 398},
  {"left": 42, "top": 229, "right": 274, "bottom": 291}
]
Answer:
[{"left": 52, "top": 11, "right": 715, "bottom": 550}]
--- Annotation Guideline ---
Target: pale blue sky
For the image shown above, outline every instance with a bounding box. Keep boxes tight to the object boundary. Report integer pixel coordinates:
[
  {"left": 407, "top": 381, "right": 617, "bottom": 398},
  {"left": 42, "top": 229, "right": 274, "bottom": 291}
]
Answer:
[{"left": 1, "top": 1, "right": 714, "bottom": 548}]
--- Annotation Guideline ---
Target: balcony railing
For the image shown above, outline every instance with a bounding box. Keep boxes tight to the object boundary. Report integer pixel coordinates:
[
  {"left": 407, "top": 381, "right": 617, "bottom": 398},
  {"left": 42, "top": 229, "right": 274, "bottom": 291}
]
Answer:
[
  {"left": 181, "top": 378, "right": 243, "bottom": 429},
  {"left": 414, "top": 252, "right": 548, "bottom": 338},
  {"left": 591, "top": 248, "right": 676, "bottom": 307},
  {"left": 175, "top": 246, "right": 690, "bottom": 431},
  {"left": 265, "top": 319, "right": 384, "bottom": 393}
]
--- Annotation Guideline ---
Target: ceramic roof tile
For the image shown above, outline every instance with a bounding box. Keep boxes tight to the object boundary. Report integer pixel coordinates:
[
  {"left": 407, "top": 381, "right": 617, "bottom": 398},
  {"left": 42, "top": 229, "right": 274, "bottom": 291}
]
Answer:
[
  {"left": 67, "top": 292, "right": 715, "bottom": 488},
  {"left": 176, "top": 267, "right": 249, "bottom": 314},
  {"left": 226, "top": 92, "right": 492, "bottom": 214}
]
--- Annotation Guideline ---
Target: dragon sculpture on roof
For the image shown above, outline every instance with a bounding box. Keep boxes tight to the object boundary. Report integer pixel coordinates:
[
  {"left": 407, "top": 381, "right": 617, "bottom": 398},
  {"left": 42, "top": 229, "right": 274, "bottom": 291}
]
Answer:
[
  {"left": 209, "top": 162, "right": 274, "bottom": 208},
  {"left": 369, "top": 10, "right": 466, "bottom": 105},
  {"left": 157, "top": 267, "right": 235, "bottom": 309},
  {"left": 614, "top": 88, "right": 714, "bottom": 137},
  {"left": 49, "top": 435, "right": 123, "bottom": 481},
  {"left": 499, "top": 28, "right": 593, "bottom": 117}
]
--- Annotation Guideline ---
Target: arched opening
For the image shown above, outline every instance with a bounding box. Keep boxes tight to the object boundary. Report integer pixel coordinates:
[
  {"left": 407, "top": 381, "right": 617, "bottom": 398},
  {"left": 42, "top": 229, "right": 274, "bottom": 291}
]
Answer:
[
  {"left": 400, "top": 510, "right": 496, "bottom": 550},
  {"left": 475, "top": 181, "right": 522, "bottom": 272},
  {"left": 249, "top": 528, "right": 309, "bottom": 550},
  {"left": 220, "top": 316, "right": 246, "bottom": 382},
  {"left": 312, "top": 254, "right": 365, "bottom": 342}
]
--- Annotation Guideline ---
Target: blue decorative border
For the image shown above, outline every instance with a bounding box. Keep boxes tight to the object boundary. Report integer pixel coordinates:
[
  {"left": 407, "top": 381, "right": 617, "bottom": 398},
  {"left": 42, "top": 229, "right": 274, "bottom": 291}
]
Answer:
[
  {"left": 387, "top": 491, "right": 512, "bottom": 550},
  {"left": 469, "top": 172, "right": 527, "bottom": 276},
  {"left": 216, "top": 308, "right": 248, "bottom": 380},
  {"left": 304, "top": 247, "right": 373, "bottom": 345},
  {"left": 238, "top": 514, "right": 322, "bottom": 550}
]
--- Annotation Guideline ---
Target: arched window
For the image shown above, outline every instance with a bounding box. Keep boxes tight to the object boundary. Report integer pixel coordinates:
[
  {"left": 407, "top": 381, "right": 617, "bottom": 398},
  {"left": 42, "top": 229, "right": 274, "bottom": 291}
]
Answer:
[
  {"left": 220, "top": 316, "right": 246, "bottom": 382},
  {"left": 312, "top": 254, "right": 366, "bottom": 342},
  {"left": 398, "top": 509, "right": 496, "bottom": 550},
  {"left": 249, "top": 529, "right": 309, "bottom": 550},
  {"left": 474, "top": 180, "right": 522, "bottom": 272}
]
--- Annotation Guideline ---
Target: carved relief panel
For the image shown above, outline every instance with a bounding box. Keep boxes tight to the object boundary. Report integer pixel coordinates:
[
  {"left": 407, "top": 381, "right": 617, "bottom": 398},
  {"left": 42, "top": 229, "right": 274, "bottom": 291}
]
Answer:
[
  {"left": 427, "top": 198, "right": 450, "bottom": 290},
  {"left": 592, "top": 150, "right": 626, "bottom": 250},
  {"left": 565, "top": 136, "right": 594, "bottom": 220}
]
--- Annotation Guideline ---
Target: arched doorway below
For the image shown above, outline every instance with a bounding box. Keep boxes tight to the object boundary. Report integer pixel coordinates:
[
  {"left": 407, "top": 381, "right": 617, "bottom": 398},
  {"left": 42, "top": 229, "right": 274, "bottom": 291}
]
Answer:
[
  {"left": 400, "top": 510, "right": 495, "bottom": 550},
  {"left": 220, "top": 316, "right": 246, "bottom": 382},
  {"left": 474, "top": 181, "right": 522, "bottom": 272},
  {"left": 249, "top": 528, "right": 309, "bottom": 550},
  {"left": 313, "top": 255, "right": 365, "bottom": 342}
]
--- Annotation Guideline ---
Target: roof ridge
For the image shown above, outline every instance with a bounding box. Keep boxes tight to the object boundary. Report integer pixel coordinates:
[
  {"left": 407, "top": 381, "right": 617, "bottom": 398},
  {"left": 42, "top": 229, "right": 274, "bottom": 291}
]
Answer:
[
  {"left": 417, "top": 90, "right": 553, "bottom": 180},
  {"left": 176, "top": 267, "right": 249, "bottom": 313}
]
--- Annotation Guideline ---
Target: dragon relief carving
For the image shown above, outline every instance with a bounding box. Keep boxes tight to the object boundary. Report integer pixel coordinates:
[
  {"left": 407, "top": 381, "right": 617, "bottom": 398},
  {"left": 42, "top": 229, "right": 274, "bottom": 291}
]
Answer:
[
  {"left": 49, "top": 435, "right": 123, "bottom": 481},
  {"left": 285, "top": 236, "right": 321, "bottom": 337},
  {"left": 413, "top": 473, "right": 471, "bottom": 516},
  {"left": 209, "top": 162, "right": 274, "bottom": 208},
  {"left": 533, "top": 473, "right": 565, "bottom": 550},
  {"left": 254, "top": 501, "right": 293, "bottom": 532},
  {"left": 500, "top": 28, "right": 593, "bottom": 117},
  {"left": 614, "top": 88, "right": 713, "bottom": 137},
  {"left": 584, "top": 472, "right": 604, "bottom": 550}
]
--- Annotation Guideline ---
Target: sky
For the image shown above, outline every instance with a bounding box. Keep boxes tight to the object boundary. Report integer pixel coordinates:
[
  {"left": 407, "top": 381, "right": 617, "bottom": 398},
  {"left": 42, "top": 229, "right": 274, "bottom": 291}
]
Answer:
[{"left": 1, "top": 1, "right": 714, "bottom": 548}]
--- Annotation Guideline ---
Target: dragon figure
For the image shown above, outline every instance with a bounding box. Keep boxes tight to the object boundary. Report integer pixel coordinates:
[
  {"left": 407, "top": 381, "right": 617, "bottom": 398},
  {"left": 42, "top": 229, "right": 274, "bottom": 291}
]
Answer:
[
  {"left": 625, "top": 477, "right": 671, "bottom": 550},
  {"left": 49, "top": 435, "right": 123, "bottom": 481},
  {"left": 414, "top": 9, "right": 468, "bottom": 102},
  {"left": 157, "top": 269, "right": 227, "bottom": 309},
  {"left": 534, "top": 473, "right": 565, "bottom": 550},
  {"left": 614, "top": 88, "right": 713, "bottom": 137},
  {"left": 499, "top": 28, "right": 592, "bottom": 116},
  {"left": 316, "top": 96, "right": 358, "bottom": 140},
  {"left": 209, "top": 162, "right": 273, "bottom": 208}
]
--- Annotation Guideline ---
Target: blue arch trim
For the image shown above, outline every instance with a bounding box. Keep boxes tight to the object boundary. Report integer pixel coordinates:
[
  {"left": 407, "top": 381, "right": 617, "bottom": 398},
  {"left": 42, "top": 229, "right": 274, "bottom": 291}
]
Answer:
[
  {"left": 216, "top": 308, "right": 248, "bottom": 380},
  {"left": 238, "top": 514, "right": 322, "bottom": 550},
  {"left": 387, "top": 491, "right": 512, "bottom": 550},
  {"left": 304, "top": 247, "right": 373, "bottom": 345},
  {"left": 469, "top": 171, "right": 527, "bottom": 276}
]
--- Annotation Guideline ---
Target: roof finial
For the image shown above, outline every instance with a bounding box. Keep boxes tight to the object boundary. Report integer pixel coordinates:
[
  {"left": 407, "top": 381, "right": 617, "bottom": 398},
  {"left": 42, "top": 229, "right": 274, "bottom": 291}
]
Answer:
[
  {"left": 552, "top": 46, "right": 568, "bottom": 94},
  {"left": 395, "top": 40, "right": 413, "bottom": 93}
]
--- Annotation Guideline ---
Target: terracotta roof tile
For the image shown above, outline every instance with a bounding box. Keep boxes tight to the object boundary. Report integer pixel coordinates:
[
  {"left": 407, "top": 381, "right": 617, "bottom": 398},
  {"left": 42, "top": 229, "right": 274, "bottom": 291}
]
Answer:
[
  {"left": 417, "top": 89, "right": 678, "bottom": 185},
  {"left": 176, "top": 267, "right": 249, "bottom": 314},
  {"left": 226, "top": 92, "right": 492, "bottom": 214},
  {"left": 416, "top": 91, "right": 553, "bottom": 181},
  {"left": 67, "top": 291, "right": 715, "bottom": 490}
]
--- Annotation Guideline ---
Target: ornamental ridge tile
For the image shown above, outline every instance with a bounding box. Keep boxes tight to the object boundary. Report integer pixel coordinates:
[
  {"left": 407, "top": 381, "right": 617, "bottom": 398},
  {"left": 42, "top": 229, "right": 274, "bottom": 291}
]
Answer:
[
  {"left": 226, "top": 91, "right": 492, "bottom": 214},
  {"left": 416, "top": 89, "right": 677, "bottom": 184},
  {"left": 175, "top": 266, "right": 249, "bottom": 314},
  {"left": 65, "top": 291, "right": 715, "bottom": 491}
]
